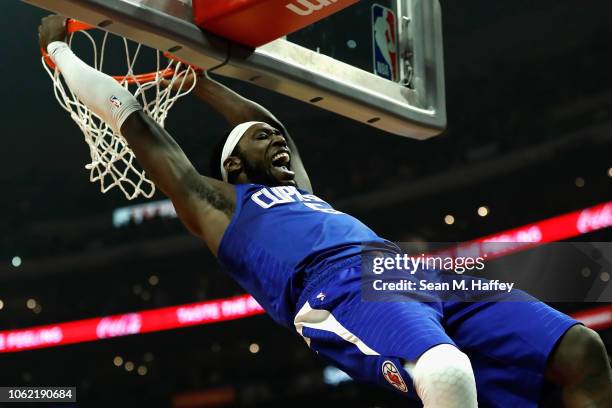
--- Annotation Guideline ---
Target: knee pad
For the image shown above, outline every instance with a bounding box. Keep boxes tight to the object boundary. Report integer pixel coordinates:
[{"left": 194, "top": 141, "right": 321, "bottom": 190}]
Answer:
[{"left": 404, "top": 344, "right": 478, "bottom": 408}]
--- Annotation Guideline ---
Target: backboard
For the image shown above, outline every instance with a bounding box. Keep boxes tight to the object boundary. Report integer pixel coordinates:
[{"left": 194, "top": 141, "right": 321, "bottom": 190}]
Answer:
[{"left": 22, "top": 0, "right": 446, "bottom": 139}]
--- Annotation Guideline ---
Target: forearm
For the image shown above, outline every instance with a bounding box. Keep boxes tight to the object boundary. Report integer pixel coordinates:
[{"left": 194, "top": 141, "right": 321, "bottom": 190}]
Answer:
[
  {"left": 196, "top": 74, "right": 313, "bottom": 191},
  {"left": 194, "top": 74, "right": 278, "bottom": 127},
  {"left": 47, "top": 41, "right": 140, "bottom": 133}
]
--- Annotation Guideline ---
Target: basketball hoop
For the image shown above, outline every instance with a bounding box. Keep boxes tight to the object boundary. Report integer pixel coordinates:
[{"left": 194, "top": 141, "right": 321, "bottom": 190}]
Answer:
[{"left": 41, "top": 19, "right": 198, "bottom": 200}]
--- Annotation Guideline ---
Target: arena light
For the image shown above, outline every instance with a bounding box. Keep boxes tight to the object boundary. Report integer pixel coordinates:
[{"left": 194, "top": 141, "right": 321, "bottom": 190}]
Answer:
[
  {"left": 249, "top": 343, "right": 260, "bottom": 354},
  {"left": 11, "top": 256, "right": 22, "bottom": 268},
  {"left": 26, "top": 299, "right": 37, "bottom": 310},
  {"left": 477, "top": 206, "right": 489, "bottom": 217},
  {"left": 0, "top": 201, "right": 610, "bottom": 353}
]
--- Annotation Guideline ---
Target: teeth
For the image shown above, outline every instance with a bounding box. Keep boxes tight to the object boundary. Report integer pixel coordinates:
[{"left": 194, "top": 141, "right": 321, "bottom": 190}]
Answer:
[
  {"left": 273, "top": 152, "right": 289, "bottom": 160},
  {"left": 272, "top": 152, "right": 290, "bottom": 164}
]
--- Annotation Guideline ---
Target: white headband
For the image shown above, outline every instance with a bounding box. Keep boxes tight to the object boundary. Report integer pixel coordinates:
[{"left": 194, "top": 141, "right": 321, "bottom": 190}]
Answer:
[{"left": 220, "top": 121, "right": 267, "bottom": 182}]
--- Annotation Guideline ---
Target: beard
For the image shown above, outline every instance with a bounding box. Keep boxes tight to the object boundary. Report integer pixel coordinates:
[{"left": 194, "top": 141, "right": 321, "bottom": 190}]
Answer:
[{"left": 240, "top": 153, "right": 280, "bottom": 186}]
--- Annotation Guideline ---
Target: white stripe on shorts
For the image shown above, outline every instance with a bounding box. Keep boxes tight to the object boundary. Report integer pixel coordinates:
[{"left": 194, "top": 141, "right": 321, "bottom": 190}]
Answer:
[{"left": 293, "top": 301, "right": 380, "bottom": 356}]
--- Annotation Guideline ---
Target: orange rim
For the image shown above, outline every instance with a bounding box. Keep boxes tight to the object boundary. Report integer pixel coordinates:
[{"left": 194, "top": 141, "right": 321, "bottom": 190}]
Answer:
[{"left": 41, "top": 19, "right": 178, "bottom": 85}]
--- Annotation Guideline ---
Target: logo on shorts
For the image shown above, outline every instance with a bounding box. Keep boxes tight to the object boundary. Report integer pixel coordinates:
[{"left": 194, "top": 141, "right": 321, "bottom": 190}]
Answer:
[
  {"left": 110, "top": 95, "right": 122, "bottom": 108},
  {"left": 382, "top": 360, "right": 407, "bottom": 392}
]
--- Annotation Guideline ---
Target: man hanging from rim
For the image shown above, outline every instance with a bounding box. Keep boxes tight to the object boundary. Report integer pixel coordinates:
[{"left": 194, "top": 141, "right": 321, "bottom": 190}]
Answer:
[{"left": 38, "top": 15, "right": 612, "bottom": 407}]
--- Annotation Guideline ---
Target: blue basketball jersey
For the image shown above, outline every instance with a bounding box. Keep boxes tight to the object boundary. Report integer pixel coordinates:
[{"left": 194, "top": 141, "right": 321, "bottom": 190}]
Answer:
[
  {"left": 217, "top": 184, "right": 578, "bottom": 407},
  {"left": 217, "top": 183, "right": 399, "bottom": 326}
]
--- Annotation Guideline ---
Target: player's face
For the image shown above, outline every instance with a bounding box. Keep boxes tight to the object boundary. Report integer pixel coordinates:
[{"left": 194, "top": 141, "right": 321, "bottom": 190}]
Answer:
[{"left": 237, "top": 124, "right": 296, "bottom": 187}]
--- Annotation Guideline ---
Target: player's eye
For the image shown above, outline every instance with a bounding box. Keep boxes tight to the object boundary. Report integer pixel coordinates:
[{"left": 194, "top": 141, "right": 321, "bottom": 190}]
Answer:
[{"left": 256, "top": 132, "right": 268, "bottom": 139}]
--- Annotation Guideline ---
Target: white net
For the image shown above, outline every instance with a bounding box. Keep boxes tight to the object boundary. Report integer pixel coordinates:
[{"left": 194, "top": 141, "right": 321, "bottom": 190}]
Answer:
[{"left": 42, "top": 29, "right": 197, "bottom": 200}]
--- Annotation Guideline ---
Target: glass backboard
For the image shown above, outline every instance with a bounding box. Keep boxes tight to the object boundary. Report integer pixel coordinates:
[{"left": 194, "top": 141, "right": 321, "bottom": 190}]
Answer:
[{"left": 22, "top": 0, "right": 445, "bottom": 139}]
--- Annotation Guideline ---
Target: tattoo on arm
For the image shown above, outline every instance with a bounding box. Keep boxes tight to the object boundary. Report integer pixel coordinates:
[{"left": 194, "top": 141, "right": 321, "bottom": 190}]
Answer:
[{"left": 187, "top": 174, "right": 235, "bottom": 216}]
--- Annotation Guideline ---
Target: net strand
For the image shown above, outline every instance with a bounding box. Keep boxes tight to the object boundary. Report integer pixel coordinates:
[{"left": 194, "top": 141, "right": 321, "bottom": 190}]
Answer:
[{"left": 42, "top": 30, "right": 196, "bottom": 200}]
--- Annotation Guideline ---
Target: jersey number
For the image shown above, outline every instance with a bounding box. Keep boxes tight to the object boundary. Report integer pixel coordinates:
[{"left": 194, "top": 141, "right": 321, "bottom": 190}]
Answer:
[{"left": 304, "top": 202, "right": 343, "bottom": 215}]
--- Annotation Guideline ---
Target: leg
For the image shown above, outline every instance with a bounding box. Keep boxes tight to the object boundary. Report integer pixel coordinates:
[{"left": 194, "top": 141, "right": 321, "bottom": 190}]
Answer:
[
  {"left": 294, "top": 264, "right": 477, "bottom": 404},
  {"left": 443, "top": 294, "right": 581, "bottom": 407},
  {"left": 404, "top": 344, "right": 478, "bottom": 408},
  {"left": 545, "top": 325, "right": 612, "bottom": 407}
]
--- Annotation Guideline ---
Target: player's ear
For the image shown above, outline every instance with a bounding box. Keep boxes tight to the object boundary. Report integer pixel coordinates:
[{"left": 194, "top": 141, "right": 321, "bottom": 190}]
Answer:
[{"left": 223, "top": 156, "right": 243, "bottom": 177}]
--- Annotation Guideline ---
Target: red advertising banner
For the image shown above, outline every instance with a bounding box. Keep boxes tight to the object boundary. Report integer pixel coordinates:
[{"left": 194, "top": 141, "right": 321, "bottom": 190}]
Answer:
[{"left": 0, "top": 295, "right": 263, "bottom": 353}]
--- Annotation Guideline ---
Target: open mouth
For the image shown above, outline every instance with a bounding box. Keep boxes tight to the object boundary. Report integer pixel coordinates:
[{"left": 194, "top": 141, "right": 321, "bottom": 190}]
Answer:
[{"left": 271, "top": 151, "right": 295, "bottom": 179}]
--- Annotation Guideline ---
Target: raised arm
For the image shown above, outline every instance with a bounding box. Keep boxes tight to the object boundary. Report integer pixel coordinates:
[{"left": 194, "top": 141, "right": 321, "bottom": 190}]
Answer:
[
  {"left": 119, "top": 112, "right": 235, "bottom": 253},
  {"left": 38, "top": 16, "right": 234, "bottom": 254},
  {"left": 175, "top": 72, "right": 313, "bottom": 192}
]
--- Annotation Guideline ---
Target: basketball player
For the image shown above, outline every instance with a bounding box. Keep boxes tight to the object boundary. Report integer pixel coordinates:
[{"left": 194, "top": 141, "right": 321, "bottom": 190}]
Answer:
[{"left": 39, "top": 15, "right": 611, "bottom": 407}]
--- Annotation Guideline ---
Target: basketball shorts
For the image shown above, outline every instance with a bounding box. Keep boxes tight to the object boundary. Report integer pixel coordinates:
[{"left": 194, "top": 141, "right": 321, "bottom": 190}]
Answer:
[{"left": 294, "top": 262, "right": 579, "bottom": 407}]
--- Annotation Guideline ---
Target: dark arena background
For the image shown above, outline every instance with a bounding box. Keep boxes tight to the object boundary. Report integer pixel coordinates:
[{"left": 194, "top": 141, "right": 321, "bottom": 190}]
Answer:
[{"left": 2, "top": 0, "right": 612, "bottom": 407}]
